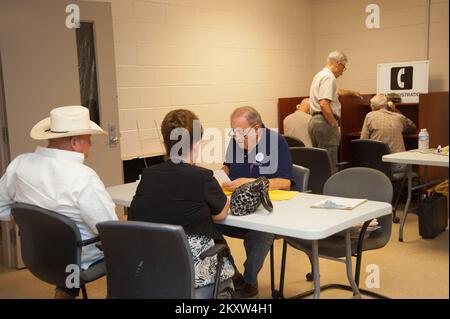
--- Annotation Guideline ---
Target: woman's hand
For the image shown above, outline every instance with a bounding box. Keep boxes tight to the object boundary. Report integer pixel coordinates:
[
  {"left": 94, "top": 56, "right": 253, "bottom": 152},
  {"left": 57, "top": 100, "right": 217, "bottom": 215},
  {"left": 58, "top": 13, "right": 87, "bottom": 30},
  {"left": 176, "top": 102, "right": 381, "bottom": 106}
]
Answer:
[{"left": 222, "top": 178, "right": 255, "bottom": 191}]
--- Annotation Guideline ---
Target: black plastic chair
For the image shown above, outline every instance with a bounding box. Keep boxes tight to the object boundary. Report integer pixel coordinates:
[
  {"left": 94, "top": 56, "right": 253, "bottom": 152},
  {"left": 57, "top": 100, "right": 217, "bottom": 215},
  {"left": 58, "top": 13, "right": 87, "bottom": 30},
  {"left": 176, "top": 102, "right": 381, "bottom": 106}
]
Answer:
[
  {"left": 282, "top": 135, "right": 305, "bottom": 148},
  {"left": 290, "top": 146, "right": 351, "bottom": 194},
  {"left": 11, "top": 202, "right": 105, "bottom": 299},
  {"left": 278, "top": 168, "right": 393, "bottom": 299},
  {"left": 351, "top": 139, "right": 418, "bottom": 223},
  {"left": 289, "top": 147, "right": 332, "bottom": 194},
  {"left": 97, "top": 220, "right": 231, "bottom": 299}
]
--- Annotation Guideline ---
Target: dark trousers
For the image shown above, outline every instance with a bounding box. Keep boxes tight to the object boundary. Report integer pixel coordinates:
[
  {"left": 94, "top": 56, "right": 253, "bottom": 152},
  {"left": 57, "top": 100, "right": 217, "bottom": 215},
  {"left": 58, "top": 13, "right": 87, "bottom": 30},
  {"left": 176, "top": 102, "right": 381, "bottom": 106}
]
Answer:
[{"left": 216, "top": 224, "right": 274, "bottom": 285}]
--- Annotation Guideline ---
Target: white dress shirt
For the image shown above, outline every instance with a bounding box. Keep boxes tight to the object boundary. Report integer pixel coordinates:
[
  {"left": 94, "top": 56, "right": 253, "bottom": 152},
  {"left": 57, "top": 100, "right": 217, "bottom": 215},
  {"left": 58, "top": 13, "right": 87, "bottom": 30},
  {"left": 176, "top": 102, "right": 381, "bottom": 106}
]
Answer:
[
  {"left": 309, "top": 68, "right": 341, "bottom": 118},
  {"left": 0, "top": 146, "right": 118, "bottom": 269}
]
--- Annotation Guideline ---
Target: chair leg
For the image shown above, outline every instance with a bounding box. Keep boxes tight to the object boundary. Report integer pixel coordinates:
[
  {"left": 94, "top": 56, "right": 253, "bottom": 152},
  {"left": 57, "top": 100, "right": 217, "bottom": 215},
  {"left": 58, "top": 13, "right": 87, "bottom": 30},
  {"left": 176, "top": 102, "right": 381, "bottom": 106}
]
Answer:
[
  {"left": 280, "top": 222, "right": 390, "bottom": 300},
  {"left": 354, "top": 254, "right": 362, "bottom": 287},
  {"left": 81, "top": 284, "right": 88, "bottom": 299},
  {"left": 289, "top": 253, "right": 390, "bottom": 300},
  {"left": 392, "top": 185, "right": 401, "bottom": 222},
  {"left": 212, "top": 252, "right": 224, "bottom": 299},
  {"left": 392, "top": 175, "right": 407, "bottom": 223},
  {"left": 269, "top": 244, "right": 275, "bottom": 297},
  {"left": 290, "top": 283, "right": 390, "bottom": 299},
  {"left": 277, "top": 236, "right": 389, "bottom": 299},
  {"left": 354, "top": 221, "right": 371, "bottom": 289},
  {"left": 277, "top": 240, "right": 288, "bottom": 299},
  {"left": 305, "top": 255, "right": 314, "bottom": 282}
]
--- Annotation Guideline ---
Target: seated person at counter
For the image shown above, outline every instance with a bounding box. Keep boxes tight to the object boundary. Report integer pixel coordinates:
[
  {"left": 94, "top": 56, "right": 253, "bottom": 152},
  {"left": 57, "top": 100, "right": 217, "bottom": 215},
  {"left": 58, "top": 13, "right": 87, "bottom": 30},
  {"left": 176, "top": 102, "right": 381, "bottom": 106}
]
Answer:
[
  {"left": 219, "top": 106, "right": 295, "bottom": 299},
  {"left": 360, "top": 94, "right": 417, "bottom": 172},
  {"left": 128, "top": 109, "right": 235, "bottom": 294},
  {"left": 283, "top": 97, "right": 313, "bottom": 147}
]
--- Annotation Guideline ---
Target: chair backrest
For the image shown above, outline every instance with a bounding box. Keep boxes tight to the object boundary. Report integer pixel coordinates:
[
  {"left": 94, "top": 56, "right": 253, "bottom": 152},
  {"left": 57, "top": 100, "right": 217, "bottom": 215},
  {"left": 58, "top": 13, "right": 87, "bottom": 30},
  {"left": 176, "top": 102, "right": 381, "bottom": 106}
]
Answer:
[
  {"left": 283, "top": 135, "right": 305, "bottom": 148},
  {"left": 97, "top": 220, "right": 195, "bottom": 299},
  {"left": 11, "top": 202, "right": 82, "bottom": 287},
  {"left": 292, "top": 164, "right": 310, "bottom": 192},
  {"left": 351, "top": 139, "right": 392, "bottom": 178},
  {"left": 323, "top": 167, "right": 393, "bottom": 249},
  {"left": 289, "top": 147, "right": 332, "bottom": 194}
]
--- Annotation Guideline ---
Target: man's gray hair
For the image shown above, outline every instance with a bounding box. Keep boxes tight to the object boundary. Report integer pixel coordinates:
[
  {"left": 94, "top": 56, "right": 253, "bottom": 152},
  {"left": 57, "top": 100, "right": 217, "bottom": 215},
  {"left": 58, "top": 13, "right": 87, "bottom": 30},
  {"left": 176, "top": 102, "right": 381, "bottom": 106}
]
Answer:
[
  {"left": 230, "top": 106, "right": 263, "bottom": 126},
  {"left": 370, "top": 94, "right": 388, "bottom": 110},
  {"left": 327, "top": 51, "right": 348, "bottom": 65}
]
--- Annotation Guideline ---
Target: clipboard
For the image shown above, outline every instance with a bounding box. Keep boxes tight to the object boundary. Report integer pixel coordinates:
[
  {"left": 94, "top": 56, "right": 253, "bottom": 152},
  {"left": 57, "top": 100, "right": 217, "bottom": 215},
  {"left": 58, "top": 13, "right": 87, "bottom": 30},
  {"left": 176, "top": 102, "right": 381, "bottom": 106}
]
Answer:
[{"left": 311, "top": 198, "right": 368, "bottom": 210}]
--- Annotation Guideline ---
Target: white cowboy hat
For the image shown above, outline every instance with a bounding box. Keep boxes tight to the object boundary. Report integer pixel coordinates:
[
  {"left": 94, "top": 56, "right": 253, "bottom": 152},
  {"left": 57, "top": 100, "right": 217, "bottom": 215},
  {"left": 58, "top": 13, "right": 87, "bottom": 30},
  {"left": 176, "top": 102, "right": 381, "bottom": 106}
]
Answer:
[{"left": 30, "top": 105, "right": 106, "bottom": 140}]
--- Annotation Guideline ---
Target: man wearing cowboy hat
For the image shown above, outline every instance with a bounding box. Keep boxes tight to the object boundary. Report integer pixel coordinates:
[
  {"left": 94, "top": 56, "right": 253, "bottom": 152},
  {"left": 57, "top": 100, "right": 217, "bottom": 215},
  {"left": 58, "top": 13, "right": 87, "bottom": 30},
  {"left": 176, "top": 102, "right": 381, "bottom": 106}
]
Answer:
[{"left": 0, "top": 105, "right": 118, "bottom": 298}]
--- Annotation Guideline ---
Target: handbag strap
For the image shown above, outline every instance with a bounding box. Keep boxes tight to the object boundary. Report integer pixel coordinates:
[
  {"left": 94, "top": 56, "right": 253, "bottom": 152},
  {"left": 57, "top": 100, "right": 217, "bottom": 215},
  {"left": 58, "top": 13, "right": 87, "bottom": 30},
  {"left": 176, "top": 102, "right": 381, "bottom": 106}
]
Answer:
[{"left": 260, "top": 189, "right": 273, "bottom": 212}]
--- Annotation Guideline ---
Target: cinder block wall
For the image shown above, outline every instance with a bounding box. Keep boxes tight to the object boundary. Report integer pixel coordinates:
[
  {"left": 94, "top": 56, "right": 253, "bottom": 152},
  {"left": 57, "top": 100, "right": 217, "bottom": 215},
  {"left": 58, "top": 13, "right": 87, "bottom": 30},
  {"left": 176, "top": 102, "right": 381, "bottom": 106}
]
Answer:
[
  {"left": 312, "top": 0, "right": 449, "bottom": 94},
  {"left": 93, "top": 0, "right": 448, "bottom": 161},
  {"left": 99, "top": 0, "right": 314, "bottom": 160}
]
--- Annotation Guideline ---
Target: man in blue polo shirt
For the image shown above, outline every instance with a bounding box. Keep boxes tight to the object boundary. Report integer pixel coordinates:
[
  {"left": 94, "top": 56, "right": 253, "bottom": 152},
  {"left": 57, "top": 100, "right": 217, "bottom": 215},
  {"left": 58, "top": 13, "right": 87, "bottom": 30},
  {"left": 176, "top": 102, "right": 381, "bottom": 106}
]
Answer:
[{"left": 220, "top": 106, "right": 294, "bottom": 298}]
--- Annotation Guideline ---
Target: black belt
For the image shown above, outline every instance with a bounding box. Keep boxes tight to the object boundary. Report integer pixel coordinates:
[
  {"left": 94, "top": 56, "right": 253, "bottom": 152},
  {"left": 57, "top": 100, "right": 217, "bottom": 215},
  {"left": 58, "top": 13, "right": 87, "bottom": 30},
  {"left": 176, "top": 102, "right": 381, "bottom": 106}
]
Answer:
[{"left": 312, "top": 112, "right": 340, "bottom": 121}]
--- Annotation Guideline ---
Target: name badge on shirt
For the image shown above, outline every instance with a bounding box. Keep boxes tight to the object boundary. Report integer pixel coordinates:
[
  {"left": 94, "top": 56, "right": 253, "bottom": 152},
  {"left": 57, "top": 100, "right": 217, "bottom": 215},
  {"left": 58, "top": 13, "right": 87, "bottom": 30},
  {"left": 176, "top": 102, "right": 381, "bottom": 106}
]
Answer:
[{"left": 255, "top": 152, "right": 265, "bottom": 164}]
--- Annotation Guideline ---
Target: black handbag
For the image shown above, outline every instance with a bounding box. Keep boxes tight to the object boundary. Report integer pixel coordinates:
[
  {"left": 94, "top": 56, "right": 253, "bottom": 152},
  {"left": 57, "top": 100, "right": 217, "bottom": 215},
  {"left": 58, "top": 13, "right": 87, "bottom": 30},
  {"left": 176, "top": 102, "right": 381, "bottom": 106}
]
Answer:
[
  {"left": 418, "top": 191, "right": 448, "bottom": 239},
  {"left": 230, "top": 176, "right": 273, "bottom": 216}
]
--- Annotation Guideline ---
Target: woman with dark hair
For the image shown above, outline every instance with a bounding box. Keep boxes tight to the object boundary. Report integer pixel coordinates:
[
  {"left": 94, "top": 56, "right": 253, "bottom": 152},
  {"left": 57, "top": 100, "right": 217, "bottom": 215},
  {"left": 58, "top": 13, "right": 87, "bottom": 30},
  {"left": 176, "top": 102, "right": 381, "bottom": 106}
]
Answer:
[{"left": 128, "top": 109, "right": 235, "bottom": 292}]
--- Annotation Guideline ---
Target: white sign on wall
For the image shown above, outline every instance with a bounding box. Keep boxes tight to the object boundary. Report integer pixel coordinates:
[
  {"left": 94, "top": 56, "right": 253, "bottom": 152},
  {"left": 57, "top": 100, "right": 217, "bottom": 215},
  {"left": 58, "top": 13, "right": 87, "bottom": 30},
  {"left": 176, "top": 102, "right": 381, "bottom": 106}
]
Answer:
[{"left": 377, "top": 60, "right": 429, "bottom": 103}]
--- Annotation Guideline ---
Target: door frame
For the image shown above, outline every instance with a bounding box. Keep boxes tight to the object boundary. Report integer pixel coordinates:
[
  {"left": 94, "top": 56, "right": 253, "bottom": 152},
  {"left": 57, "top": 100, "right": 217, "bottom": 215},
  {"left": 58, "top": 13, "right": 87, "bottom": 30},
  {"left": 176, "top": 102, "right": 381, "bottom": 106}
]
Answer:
[
  {"left": 0, "top": 49, "right": 11, "bottom": 173},
  {"left": 76, "top": 0, "right": 123, "bottom": 187}
]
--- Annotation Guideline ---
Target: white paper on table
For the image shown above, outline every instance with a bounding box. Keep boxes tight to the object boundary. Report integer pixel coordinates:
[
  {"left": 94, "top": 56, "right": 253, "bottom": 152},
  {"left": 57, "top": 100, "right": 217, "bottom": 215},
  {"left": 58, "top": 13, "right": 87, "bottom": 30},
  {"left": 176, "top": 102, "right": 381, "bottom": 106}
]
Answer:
[{"left": 213, "top": 169, "right": 231, "bottom": 185}]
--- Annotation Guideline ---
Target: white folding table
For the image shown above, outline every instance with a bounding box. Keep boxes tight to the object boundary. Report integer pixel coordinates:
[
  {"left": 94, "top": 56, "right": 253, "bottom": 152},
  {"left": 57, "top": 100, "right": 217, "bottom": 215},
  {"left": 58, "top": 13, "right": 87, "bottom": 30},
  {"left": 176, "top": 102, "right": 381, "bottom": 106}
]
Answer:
[
  {"left": 106, "top": 182, "right": 392, "bottom": 299},
  {"left": 382, "top": 150, "right": 449, "bottom": 241}
]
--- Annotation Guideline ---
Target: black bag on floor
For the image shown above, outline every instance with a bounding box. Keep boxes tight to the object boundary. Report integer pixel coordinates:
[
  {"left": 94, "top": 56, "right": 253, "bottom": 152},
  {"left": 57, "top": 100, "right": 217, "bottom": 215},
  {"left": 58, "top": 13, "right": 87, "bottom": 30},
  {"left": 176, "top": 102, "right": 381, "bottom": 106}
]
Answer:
[{"left": 418, "top": 191, "right": 448, "bottom": 239}]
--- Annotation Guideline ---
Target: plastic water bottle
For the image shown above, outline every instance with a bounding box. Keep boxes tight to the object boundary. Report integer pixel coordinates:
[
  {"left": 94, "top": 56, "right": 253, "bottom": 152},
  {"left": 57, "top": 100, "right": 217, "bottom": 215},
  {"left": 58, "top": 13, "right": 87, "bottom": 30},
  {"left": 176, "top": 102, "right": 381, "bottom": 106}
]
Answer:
[{"left": 418, "top": 128, "right": 429, "bottom": 150}]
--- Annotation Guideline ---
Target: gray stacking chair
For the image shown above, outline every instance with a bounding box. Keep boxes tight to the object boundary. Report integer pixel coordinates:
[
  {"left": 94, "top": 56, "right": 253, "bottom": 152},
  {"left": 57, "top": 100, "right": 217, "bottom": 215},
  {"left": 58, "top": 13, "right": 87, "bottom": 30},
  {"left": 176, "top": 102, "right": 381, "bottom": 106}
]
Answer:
[
  {"left": 97, "top": 220, "right": 231, "bottom": 299},
  {"left": 350, "top": 139, "right": 419, "bottom": 223},
  {"left": 292, "top": 164, "right": 310, "bottom": 192},
  {"left": 11, "top": 202, "right": 105, "bottom": 299},
  {"left": 278, "top": 167, "right": 393, "bottom": 299}
]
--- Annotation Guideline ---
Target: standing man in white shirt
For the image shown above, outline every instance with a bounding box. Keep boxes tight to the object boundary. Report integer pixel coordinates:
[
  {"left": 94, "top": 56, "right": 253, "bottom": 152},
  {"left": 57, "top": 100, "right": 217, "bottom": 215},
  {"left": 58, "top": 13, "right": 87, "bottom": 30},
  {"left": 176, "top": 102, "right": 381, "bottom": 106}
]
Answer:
[
  {"left": 308, "top": 51, "right": 361, "bottom": 173},
  {"left": 0, "top": 105, "right": 118, "bottom": 299}
]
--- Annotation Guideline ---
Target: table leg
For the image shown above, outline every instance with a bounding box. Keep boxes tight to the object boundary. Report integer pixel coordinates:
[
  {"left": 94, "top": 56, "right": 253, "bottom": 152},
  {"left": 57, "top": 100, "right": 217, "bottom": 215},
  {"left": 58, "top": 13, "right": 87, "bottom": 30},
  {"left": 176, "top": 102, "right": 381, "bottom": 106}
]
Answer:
[
  {"left": 312, "top": 240, "right": 320, "bottom": 299},
  {"left": 345, "top": 230, "right": 361, "bottom": 298},
  {"left": 399, "top": 164, "right": 413, "bottom": 242}
]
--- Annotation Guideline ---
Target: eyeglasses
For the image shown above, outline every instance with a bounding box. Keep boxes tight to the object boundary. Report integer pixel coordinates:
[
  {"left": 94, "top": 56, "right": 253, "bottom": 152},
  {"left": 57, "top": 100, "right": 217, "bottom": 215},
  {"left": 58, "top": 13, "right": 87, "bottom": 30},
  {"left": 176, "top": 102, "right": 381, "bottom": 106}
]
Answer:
[
  {"left": 228, "top": 124, "right": 257, "bottom": 139},
  {"left": 339, "top": 63, "right": 347, "bottom": 71}
]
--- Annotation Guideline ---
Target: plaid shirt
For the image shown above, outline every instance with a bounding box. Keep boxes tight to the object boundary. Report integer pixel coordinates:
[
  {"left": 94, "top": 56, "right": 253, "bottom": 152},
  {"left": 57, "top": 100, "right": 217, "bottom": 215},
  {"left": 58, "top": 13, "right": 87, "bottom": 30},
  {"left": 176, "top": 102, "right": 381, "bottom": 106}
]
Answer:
[{"left": 360, "top": 108, "right": 416, "bottom": 153}]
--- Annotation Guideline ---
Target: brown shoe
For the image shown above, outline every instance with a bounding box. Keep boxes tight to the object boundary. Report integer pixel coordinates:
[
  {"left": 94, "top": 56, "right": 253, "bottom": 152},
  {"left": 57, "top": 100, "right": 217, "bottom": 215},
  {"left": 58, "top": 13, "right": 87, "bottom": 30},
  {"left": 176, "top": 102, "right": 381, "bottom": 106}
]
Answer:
[
  {"left": 54, "top": 288, "right": 76, "bottom": 299},
  {"left": 237, "top": 282, "right": 259, "bottom": 299}
]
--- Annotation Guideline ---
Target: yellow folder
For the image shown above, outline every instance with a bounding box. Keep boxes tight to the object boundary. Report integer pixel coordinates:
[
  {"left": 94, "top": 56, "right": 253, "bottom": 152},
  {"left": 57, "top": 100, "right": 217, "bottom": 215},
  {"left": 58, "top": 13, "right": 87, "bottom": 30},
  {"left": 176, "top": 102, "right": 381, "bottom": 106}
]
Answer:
[{"left": 222, "top": 189, "right": 299, "bottom": 201}]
